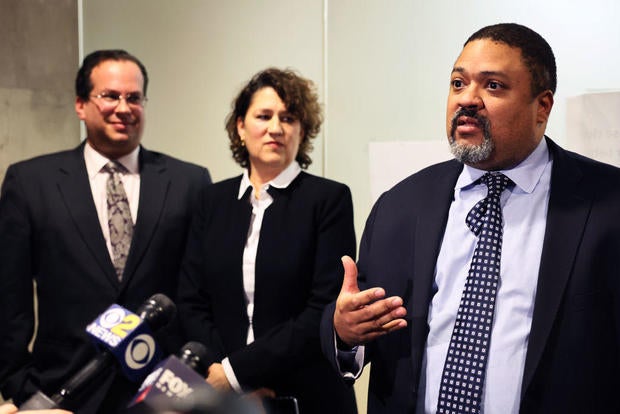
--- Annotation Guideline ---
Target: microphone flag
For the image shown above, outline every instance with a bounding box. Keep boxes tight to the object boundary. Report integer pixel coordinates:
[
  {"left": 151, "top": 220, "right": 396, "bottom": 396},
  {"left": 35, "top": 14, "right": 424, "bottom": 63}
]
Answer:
[{"left": 86, "top": 303, "right": 162, "bottom": 382}]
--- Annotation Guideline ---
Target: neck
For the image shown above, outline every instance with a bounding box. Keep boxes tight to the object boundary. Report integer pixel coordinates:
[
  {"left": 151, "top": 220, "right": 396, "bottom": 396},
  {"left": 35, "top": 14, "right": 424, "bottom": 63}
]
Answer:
[{"left": 248, "top": 164, "right": 287, "bottom": 191}]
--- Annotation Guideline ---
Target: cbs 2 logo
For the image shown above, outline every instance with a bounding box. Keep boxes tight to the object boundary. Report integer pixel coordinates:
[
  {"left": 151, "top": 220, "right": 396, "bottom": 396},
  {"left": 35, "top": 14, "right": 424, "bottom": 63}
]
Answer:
[{"left": 99, "top": 307, "right": 141, "bottom": 338}]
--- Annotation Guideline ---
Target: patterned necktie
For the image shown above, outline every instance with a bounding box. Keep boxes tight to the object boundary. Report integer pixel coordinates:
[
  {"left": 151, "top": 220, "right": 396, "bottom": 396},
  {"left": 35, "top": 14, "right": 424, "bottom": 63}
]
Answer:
[
  {"left": 437, "top": 172, "right": 512, "bottom": 414},
  {"left": 103, "top": 161, "right": 133, "bottom": 281}
]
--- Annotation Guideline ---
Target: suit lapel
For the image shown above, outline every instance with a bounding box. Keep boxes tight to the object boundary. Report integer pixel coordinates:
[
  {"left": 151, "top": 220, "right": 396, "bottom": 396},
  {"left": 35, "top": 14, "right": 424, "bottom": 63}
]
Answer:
[
  {"left": 122, "top": 147, "right": 169, "bottom": 284},
  {"left": 521, "top": 138, "right": 592, "bottom": 397},
  {"left": 57, "top": 144, "right": 119, "bottom": 288},
  {"left": 410, "top": 161, "right": 463, "bottom": 386},
  {"left": 411, "top": 161, "right": 463, "bottom": 319}
]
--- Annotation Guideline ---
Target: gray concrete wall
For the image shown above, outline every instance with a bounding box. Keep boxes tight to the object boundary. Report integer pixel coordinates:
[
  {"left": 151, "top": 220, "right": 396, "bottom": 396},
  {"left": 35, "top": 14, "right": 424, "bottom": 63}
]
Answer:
[
  {"left": 0, "top": 0, "right": 78, "bottom": 405},
  {"left": 0, "top": 0, "right": 80, "bottom": 183}
]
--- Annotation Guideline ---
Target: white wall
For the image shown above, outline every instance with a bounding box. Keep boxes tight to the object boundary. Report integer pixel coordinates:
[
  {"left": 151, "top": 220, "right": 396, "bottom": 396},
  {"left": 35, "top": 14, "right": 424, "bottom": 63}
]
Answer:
[
  {"left": 82, "top": 0, "right": 325, "bottom": 182},
  {"left": 82, "top": 1, "right": 620, "bottom": 411},
  {"left": 82, "top": 0, "right": 620, "bottom": 238}
]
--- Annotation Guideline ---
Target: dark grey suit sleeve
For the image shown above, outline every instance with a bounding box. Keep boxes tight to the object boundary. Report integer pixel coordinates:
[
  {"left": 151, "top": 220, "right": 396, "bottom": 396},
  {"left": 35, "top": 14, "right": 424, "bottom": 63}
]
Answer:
[{"left": 0, "top": 165, "right": 37, "bottom": 402}]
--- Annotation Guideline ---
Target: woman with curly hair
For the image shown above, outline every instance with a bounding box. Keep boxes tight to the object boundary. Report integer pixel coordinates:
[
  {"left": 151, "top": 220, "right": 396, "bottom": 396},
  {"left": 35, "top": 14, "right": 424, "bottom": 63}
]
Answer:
[{"left": 178, "top": 68, "right": 357, "bottom": 413}]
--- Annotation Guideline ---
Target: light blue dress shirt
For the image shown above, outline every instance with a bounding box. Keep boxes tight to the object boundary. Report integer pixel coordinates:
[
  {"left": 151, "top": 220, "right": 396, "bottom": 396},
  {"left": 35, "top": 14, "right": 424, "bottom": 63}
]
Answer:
[
  {"left": 418, "top": 138, "right": 553, "bottom": 413},
  {"left": 337, "top": 139, "right": 552, "bottom": 413}
]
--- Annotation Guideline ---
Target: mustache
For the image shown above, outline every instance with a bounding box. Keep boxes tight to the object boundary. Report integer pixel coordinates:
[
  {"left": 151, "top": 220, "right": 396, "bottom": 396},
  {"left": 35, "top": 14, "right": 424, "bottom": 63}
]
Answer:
[{"left": 450, "top": 108, "right": 489, "bottom": 137}]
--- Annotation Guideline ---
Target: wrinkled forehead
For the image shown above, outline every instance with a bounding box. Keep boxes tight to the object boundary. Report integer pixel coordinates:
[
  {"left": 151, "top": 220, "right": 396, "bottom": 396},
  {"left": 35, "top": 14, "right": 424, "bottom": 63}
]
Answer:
[{"left": 453, "top": 39, "right": 528, "bottom": 79}]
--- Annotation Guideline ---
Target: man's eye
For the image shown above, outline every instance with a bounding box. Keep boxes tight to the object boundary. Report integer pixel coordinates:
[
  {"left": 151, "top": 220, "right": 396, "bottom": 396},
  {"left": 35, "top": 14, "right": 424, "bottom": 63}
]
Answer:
[
  {"left": 452, "top": 80, "right": 463, "bottom": 88},
  {"left": 126, "top": 94, "right": 143, "bottom": 105},
  {"left": 101, "top": 93, "right": 121, "bottom": 102},
  {"left": 488, "top": 81, "right": 502, "bottom": 90}
]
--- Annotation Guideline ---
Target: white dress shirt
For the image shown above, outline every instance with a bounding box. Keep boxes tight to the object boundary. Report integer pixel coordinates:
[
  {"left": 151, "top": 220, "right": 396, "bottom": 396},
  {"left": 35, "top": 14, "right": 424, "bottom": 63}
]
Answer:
[
  {"left": 222, "top": 161, "right": 302, "bottom": 392},
  {"left": 83, "top": 142, "right": 140, "bottom": 262}
]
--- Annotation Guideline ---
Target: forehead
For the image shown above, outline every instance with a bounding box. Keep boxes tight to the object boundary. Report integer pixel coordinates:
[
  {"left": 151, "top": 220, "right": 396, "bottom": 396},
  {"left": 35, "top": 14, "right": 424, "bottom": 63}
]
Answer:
[
  {"left": 249, "top": 87, "right": 286, "bottom": 109},
  {"left": 453, "top": 39, "right": 529, "bottom": 80},
  {"left": 90, "top": 59, "right": 144, "bottom": 91}
]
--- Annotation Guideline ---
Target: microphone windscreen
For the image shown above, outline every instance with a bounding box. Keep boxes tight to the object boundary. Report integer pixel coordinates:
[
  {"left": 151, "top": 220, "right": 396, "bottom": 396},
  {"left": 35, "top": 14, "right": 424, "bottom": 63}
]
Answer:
[
  {"left": 135, "top": 293, "right": 176, "bottom": 331},
  {"left": 177, "top": 341, "right": 209, "bottom": 377}
]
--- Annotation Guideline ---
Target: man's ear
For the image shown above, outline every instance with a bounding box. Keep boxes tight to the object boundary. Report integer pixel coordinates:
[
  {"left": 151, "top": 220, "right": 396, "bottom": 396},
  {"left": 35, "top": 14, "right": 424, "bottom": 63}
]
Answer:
[
  {"left": 75, "top": 96, "right": 87, "bottom": 120},
  {"left": 536, "top": 90, "right": 554, "bottom": 125}
]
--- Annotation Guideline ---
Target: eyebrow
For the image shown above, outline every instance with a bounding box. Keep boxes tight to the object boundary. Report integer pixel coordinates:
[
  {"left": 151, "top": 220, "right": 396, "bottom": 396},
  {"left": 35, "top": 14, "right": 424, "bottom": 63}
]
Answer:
[
  {"left": 99, "top": 88, "right": 143, "bottom": 95},
  {"left": 451, "top": 66, "right": 509, "bottom": 79}
]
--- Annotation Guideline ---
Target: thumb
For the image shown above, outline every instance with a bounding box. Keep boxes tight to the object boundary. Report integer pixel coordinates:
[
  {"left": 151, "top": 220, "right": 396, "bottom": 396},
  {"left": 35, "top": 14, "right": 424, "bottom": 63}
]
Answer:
[{"left": 340, "top": 255, "right": 359, "bottom": 294}]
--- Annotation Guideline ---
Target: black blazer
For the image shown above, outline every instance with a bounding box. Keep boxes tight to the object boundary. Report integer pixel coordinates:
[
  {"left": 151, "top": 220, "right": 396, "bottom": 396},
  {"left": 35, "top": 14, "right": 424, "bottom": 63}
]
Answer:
[
  {"left": 321, "top": 137, "right": 620, "bottom": 413},
  {"left": 178, "top": 171, "right": 357, "bottom": 414},
  {"left": 0, "top": 143, "right": 211, "bottom": 413}
]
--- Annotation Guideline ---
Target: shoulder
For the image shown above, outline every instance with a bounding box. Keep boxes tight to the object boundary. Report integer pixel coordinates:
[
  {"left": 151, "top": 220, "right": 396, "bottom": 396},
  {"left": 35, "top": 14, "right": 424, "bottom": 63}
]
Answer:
[
  {"left": 560, "top": 147, "right": 620, "bottom": 176},
  {"left": 140, "top": 148, "right": 211, "bottom": 183},
  {"left": 201, "top": 175, "right": 243, "bottom": 201},
  {"left": 291, "top": 171, "right": 351, "bottom": 196},
  {"left": 548, "top": 138, "right": 620, "bottom": 186},
  {"left": 10, "top": 147, "right": 78, "bottom": 167},
  {"left": 6, "top": 147, "right": 81, "bottom": 178},
  {"left": 143, "top": 149, "right": 205, "bottom": 172}
]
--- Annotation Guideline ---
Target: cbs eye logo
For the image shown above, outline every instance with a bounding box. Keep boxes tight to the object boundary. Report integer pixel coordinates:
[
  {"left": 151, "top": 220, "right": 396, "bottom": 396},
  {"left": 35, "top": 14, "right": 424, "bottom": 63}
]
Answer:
[{"left": 125, "top": 334, "right": 157, "bottom": 369}]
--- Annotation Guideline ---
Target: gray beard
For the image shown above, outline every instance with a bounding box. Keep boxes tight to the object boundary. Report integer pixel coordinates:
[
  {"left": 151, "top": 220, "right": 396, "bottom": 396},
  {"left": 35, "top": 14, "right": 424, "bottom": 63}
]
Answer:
[
  {"left": 449, "top": 134, "right": 494, "bottom": 165},
  {"left": 448, "top": 110, "right": 494, "bottom": 165}
]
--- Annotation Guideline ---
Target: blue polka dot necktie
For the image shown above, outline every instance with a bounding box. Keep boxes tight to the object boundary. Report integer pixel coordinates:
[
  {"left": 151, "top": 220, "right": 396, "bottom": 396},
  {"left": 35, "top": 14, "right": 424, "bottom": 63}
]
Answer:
[
  {"left": 103, "top": 161, "right": 133, "bottom": 281},
  {"left": 437, "top": 172, "right": 512, "bottom": 414}
]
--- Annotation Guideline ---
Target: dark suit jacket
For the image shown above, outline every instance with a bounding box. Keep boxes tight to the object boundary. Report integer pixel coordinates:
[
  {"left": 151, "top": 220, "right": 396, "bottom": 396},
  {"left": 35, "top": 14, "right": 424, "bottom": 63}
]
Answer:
[
  {"left": 0, "top": 143, "right": 211, "bottom": 413},
  {"left": 321, "top": 137, "right": 620, "bottom": 413},
  {"left": 178, "top": 171, "right": 358, "bottom": 414}
]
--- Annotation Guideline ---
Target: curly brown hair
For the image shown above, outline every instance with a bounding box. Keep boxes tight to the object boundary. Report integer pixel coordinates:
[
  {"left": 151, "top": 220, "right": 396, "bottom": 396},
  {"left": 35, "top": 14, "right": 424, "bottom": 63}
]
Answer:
[{"left": 225, "top": 67, "right": 323, "bottom": 169}]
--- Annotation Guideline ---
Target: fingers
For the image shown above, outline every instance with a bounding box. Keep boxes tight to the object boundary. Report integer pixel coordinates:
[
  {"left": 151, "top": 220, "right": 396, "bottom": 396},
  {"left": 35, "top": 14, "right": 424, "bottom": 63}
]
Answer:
[
  {"left": 206, "top": 363, "right": 232, "bottom": 392},
  {"left": 348, "top": 295, "right": 403, "bottom": 322},
  {"left": 0, "top": 404, "right": 17, "bottom": 414},
  {"left": 340, "top": 255, "right": 359, "bottom": 295},
  {"left": 347, "top": 317, "right": 408, "bottom": 344},
  {"left": 347, "top": 297, "right": 407, "bottom": 330},
  {"left": 334, "top": 294, "right": 408, "bottom": 346},
  {"left": 334, "top": 256, "right": 408, "bottom": 346}
]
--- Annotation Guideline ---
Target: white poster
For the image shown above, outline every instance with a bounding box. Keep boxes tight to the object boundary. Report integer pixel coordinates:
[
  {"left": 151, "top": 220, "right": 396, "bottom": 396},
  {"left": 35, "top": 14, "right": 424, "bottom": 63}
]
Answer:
[
  {"left": 368, "top": 140, "right": 451, "bottom": 203},
  {"left": 566, "top": 92, "right": 620, "bottom": 167}
]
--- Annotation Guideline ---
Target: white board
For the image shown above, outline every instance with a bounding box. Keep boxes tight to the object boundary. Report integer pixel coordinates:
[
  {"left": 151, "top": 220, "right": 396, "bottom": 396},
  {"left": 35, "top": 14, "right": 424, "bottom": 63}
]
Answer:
[
  {"left": 566, "top": 92, "right": 620, "bottom": 166},
  {"left": 368, "top": 140, "right": 451, "bottom": 203}
]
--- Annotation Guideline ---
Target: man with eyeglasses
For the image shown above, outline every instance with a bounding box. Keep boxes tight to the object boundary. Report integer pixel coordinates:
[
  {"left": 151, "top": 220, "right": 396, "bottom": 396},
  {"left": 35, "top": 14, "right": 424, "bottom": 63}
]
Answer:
[{"left": 0, "top": 50, "right": 211, "bottom": 413}]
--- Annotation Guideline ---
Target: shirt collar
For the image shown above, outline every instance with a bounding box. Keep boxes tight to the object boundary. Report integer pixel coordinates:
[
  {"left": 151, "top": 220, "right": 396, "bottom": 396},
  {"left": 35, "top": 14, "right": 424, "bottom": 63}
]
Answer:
[
  {"left": 456, "top": 137, "right": 551, "bottom": 194},
  {"left": 237, "top": 161, "right": 302, "bottom": 200},
  {"left": 84, "top": 141, "right": 140, "bottom": 179}
]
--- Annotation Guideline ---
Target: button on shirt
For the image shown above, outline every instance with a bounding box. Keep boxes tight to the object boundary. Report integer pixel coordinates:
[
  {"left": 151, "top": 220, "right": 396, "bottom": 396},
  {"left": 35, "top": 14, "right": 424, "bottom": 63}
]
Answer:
[
  {"left": 418, "top": 138, "right": 553, "bottom": 413},
  {"left": 84, "top": 142, "right": 140, "bottom": 263},
  {"left": 221, "top": 161, "right": 302, "bottom": 392}
]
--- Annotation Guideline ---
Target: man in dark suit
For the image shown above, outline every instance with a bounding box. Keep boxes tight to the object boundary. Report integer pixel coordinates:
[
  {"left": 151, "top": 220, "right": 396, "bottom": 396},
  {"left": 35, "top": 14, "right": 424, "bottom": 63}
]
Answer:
[
  {"left": 0, "top": 50, "right": 211, "bottom": 413},
  {"left": 322, "top": 23, "right": 620, "bottom": 413}
]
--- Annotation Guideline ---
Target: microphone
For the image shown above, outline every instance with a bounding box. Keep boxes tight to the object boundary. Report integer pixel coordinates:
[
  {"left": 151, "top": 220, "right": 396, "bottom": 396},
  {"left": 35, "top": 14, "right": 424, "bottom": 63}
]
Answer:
[
  {"left": 125, "top": 341, "right": 215, "bottom": 413},
  {"left": 19, "top": 293, "right": 176, "bottom": 410},
  {"left": 126, "top": 341, "right": 269, "bottom": 414}
]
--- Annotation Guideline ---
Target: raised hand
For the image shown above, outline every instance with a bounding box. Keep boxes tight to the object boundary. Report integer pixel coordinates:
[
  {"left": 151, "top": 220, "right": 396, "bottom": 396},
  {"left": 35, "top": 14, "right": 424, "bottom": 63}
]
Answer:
[{"left": 333, "top": 256, "right": 407, "bottom": 347}]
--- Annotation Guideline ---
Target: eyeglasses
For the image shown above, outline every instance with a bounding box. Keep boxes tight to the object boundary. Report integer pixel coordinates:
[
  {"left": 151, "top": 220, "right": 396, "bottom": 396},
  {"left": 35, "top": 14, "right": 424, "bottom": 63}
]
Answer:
[{"left": 90, "top": 91, "right": 147, "bottom": 109}]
